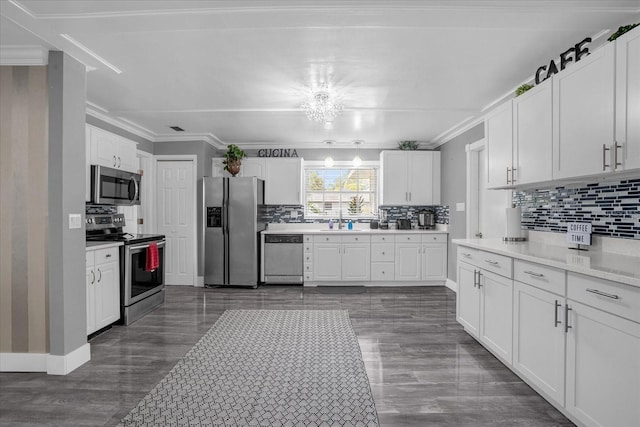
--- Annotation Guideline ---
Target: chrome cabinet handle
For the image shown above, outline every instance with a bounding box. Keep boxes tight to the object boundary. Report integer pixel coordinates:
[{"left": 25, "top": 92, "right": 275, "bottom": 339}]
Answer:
[
  {"left": 462, "top": 253, "right": 471, "bottom": 258},
  {"left": 477, "top": 271, "right": 482, "bottom": 288},
  {"left": 97, "top": 268, "right": 102, "bottom": 282},
  {"left": 409, "top": 192, "right": 412, "bottom": 201},
  {"left": 90, "top": 270, "right": 95, "bottom": 285},
  {"left": 105, "top": 254, "right": 111, "bottom": 258},
  {"left": 473, "top": 270, "right": 478, "bottom": 288},
  {"left": 564, "top": 305, "right": 572, "bottom": 333},
  {"left": 117, "top": 156, "right": 121, "bottom": 168},
  {"left": 113, "top": 155, "right": 117, "bottom": 167},
  {"left": 511, "top": 167, "right": 517, "bottom": 183},
  {"left": 506, "top": 167, "right": 511, "bottom": 184},
  {"left": 614, "top": 142, "right": 622, "bottom": 169},
  {"left": 602, "top": 144, "right": 610, "bottom": 171},
  {"left": 381, "top": 252, "right": 385, "bottom": 255},
  {"left": 524, "top": 270, "right": 544, "bottom": 278},
  {"left": 485, "top": 260, "right": 499, "bottom": 265},
  {"left": 554, "top": 300, "right": 561, "bottom": 327},
  {"left": 586, "top": 288, "right": 619, "bottom": 300}
]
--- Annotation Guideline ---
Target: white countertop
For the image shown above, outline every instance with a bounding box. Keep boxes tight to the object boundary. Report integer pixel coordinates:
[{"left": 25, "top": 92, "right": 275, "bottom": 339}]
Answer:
[
  {"left": 262, "top": 226, "right": 447, "bottom": 235},
  {"left": 452, "top": 238, "right": 640, "bottom": 288},
  {"left": 86, "top": 241, "right": 124, "bottom": 250}
]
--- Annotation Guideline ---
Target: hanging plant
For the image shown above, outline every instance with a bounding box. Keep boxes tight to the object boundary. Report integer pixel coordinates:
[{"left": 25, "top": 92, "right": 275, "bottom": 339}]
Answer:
[
  {"left": 515, "top": 83, "right": 534, "bottom": 97},
  {"left": 608, "top": 23, "right": 639, "bottom": 41},
  {"left": 222, "top": 144, "right": 246, "bottom": 176}
]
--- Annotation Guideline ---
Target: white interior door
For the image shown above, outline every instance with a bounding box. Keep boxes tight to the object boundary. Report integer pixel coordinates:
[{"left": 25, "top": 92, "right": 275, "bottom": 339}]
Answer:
[
  {"left": 467, "top": 140, "right": 511, "bottom": 239},
  {"left": 156, "top": 160, "right": 195, "bottom": 286}
]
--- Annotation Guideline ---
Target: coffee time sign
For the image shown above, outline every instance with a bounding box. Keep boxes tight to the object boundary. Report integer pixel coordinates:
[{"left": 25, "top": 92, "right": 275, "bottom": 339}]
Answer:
[{"left": 535, "top": 37, "right": 591, "bottom": 84}]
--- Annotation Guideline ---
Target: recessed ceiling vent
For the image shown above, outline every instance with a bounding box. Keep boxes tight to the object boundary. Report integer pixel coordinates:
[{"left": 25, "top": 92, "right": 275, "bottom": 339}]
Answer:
[{"left": 169, "top": 126, "right": 185, "bottom": 132}]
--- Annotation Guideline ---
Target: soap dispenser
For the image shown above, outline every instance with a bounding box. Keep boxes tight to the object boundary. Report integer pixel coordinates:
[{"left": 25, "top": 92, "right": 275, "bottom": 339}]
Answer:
[
  {"left": 329, "top": 219, "right": 334, "bottom": 230},
  {"left": 348, "top": 220, "right": 353, "bottom": 230}
]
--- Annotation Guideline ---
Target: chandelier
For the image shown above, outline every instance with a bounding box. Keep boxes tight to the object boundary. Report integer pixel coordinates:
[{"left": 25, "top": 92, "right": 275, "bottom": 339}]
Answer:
[{"left": 301, "top": 83, "right": 343, "bottom": 123}]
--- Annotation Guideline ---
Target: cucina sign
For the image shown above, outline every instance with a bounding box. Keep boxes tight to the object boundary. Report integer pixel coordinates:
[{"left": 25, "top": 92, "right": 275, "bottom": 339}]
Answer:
[{"left": 257, "top": 148, "right": 299, "bottom": 158}]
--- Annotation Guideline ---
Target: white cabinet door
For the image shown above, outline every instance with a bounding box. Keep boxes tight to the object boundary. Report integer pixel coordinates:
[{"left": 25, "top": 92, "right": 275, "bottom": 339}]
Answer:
[
  {"left": 408, "top": 152, "right": 440, "bottom": 205},
  {"left": 117, "top": 136, "right": 138, "bottom": 173},
  {"left": 479, "top": 270, "right": 513, "bottom": 364},
  {"left": 95, "top": 258, "right": 119, "bottom": 330},
  {"left": 241, "top": 158, "right": 266, "bottom": 179},
  {"left": 86, "top": 251, "right": 96, "bottom": 335},
  {"left": 421, "top": 243, "right": 446, "bottom": 281},
  {"left": 90, "top": 126, "right": 118, "bottom": 169},
  {"left": 313, "top": 243, "right": 342, "bottom": 281},
  {"left": 486, "top": 100, "right": 514, "bottom": 188},
  {"left": 513, "top": 79, "right": 553, "bottom": 185},
  {"left": 211, "top": 158, "right": 231, "bottom": 177},
  {"left": 265, "top": 158, "right": 302, "bottom": 205},
  {"left": 565, "top": 301, "right": 640, "bottom": 427},
  {"left": 456, "top": 261, "right": 480, "bottom": 338},
  {"left": 342, "top": 243, "right": 370, "bottom": 281},
  {"left": 553, "top": 42, "right": 615, "bottom": 179},
  {"left": 513, "top": 281, "right": 566, "bottom": 406},
  {"left": 380, "top": 151, "right": 408, "bottom": 205},
  {"left": 615, "top": 26, "right": 640, "bottom": 171},
  {"left": 394, "top": 243, "right": 421, "bottom": 281}
]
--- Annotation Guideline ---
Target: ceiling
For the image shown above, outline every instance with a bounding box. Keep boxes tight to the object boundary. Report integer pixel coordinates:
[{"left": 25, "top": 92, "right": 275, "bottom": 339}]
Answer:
[{"left": 1, "top": 1, "right": 639, "bottom": 150}]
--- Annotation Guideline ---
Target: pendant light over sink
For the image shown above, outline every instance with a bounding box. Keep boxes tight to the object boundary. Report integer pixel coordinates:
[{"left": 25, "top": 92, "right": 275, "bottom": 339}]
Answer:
[
  {"left": 323, "top": 140, "right": 335, "bottom": 168},
  {"left": 352, "top": 140, "right": 363, "bottom": 167}
]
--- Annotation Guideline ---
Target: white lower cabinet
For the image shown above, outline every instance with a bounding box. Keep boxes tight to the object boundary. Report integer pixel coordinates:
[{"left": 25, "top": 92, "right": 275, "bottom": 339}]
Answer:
[
  {"left": 395, "top": 236, "right": 422, "bottom": 281},
  {"left": 395, "top": 234, "right": 447, "bottom": 281},
  {"left": 457, "top": 246, "right": 640, "bottom": 427},
  {"left": 312, "top": 235, "right": 370, "bottom": 282},
  {"left": 513, "top": 281, "right": 566, "bottom": 406},
  {"left": 86, "top": 246, "right": 120, "bottom": 335}
]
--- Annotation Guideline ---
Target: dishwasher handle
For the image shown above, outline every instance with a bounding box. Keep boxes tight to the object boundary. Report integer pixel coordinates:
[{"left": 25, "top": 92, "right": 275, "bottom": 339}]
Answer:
[{"left": 265, "top": 234, "right": 303, "bottom": 244}]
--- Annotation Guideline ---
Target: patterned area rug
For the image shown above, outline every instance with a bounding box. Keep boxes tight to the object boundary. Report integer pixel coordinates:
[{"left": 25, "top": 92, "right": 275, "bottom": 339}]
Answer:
[{"left": 119, "top": 310, "right": 379, "bottom": 426}]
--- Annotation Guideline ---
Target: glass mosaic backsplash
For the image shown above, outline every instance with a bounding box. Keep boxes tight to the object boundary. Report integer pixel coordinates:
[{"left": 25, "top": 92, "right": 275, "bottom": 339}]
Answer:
[
  {"left": 264, "top": 205, "right": 449, "bottom": 225},
  {"left": 513, "top": 178, "right": 640, "bottom": 239}
]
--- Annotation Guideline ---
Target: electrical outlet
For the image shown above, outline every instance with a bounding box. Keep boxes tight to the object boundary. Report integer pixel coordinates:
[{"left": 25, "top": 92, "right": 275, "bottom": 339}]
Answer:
[
  {"left": 290, "top": 211, "right": 298, "bottom": 219},
  {"left": 68, "top": 213, "right": 82, "bottom": 229},
  {"left": 456, "top": 203, "right": 465, "bottom": 212}
]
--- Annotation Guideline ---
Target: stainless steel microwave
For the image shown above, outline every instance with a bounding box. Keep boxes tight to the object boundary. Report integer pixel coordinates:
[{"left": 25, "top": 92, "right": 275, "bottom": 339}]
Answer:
[{"left": 91, "top": 165, "right": 141, "bottom": 205}]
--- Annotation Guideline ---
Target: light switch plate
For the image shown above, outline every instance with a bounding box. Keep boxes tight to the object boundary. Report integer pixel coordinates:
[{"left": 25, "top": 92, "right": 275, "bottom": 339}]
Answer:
[
  {"left": 69, "top": 213, "right": 82, "bottom": 229},
  {"left": 456, "top": 202, "right": 465, "bottom": 212}
]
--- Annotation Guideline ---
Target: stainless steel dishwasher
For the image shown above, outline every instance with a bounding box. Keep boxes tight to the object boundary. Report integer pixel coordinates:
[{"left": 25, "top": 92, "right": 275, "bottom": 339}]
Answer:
[{"left": 264, "top": 234, "right": 303, "bottom": 284}]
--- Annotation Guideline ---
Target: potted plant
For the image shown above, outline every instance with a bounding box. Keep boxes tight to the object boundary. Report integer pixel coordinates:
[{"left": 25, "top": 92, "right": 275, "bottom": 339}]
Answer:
[
  {"left": 223, "top": 144, "right": 246, "bottom": 176},
  {"left": 515, "top": 83, "right": 534, "bottom": 97}
]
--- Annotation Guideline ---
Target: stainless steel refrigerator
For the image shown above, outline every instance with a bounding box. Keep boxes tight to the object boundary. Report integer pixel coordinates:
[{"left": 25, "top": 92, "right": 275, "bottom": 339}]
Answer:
[{"left": 203, "top": 177, "right": 266, "bottom": 287}]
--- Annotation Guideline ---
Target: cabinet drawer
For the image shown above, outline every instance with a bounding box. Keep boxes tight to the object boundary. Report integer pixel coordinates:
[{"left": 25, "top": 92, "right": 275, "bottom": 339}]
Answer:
[
  {"left": 304, "top": 273, "right": 313, "bottom": 282},
  {"left": 95, "top": 247, "right": 118, "bottom": 265},
  {"left": 303, "top": 253, "right": 313, "bottom": 263},
  {"left": 372, "top": 263, "right": 395, "bottom": 281},
  {"left": 568, "top": 272, "right": 640, "bottom": 323},
  {"left": 371, "top": 243, "right": 395, "bottom": 262},
  {"left": 514, "top": 260, "right": 566, "bottom": 296},
  {"left": 314, "top": 235, "right": 341, "bottom": 243},
  {"left": 422, "top": 234, "right": 447, "bottom": 243},
  {"left": 342, "top": 235, "right": 370, "bottom": 244},
  {"left": 457, "top": 246, "right": 480, "bottom": 266},
  {"left": 478, "top": 251, "right": 513, "bottom": 278},
  {"left": 304, "top": 235, "right": 313, "bottom": 243},
  {"left": 396, "top": 234, "right": 421, "bottom": 243},
  {"left": 304, "top": 263, "right": 313, "bottom": 273},
  {"left": 372, "top": 235, "right": 395, "bottom": 243},
  {"left": 304, "top": 244, "right": 313, "bottom": 253}
]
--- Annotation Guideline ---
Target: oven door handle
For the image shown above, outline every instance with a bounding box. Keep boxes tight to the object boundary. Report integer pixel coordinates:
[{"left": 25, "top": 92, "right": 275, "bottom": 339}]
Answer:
[{"left": 128, "top": 241, "right": 165, "bottom": 251}]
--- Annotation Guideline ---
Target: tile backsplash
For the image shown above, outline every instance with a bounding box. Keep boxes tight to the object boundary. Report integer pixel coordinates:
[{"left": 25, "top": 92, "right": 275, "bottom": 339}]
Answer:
[
  {"left": 514, "top": 178, "right": 640, "bottom": 239},
  {"left": 264, "top": 205, "right": 450, "bottom": 225}
]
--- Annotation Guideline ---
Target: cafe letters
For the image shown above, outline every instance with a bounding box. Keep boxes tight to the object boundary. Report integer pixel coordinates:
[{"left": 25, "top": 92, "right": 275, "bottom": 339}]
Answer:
[{"left": 534, "top": 37, "right": 591, "bottom": 84}]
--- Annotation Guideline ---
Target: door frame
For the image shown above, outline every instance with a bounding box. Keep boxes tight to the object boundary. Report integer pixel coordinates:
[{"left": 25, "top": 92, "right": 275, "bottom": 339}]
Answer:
[
  {"left": 137, "top": 149, "right": 155, "bottom": 234},
  {"left": 154, "top": 155, "right": 198, "bottom": 287},
  {"left": 465, "top": 138, "right": 485, "bottom": 239}
]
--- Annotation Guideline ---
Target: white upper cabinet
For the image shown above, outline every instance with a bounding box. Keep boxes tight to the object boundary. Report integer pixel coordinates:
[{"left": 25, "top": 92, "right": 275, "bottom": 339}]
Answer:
[
  {"left": 615, "top": 26, "right": 640, "bottom": 171},
  {"left": 265, "top": 158, "right": 303, "bottom": 205},
  {"left": 553, "top": 42, "right": 615, "bottom": 179},
  {"left": 513, "top": 79, "right": 553, "bottom": 186},
  {"left": 242, "top": 158, "right": 266, "bottom": 179},
  {"left": 486, "top": 100, "right": 514, "bottom": 189},
  {"left": 87, "top": 125, "right": 139, "bottom": 173},
  {"left": 380, "top": 151, "right": 440, "bottom": 206}
]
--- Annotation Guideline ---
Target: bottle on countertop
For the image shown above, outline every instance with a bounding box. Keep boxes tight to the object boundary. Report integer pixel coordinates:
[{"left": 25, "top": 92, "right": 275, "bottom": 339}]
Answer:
[
  {"left": 348, "top": 220, "right": 353, "bottom": 230},
  {"left": 329, "top": 219, "right": 334, "bottom": 229}
]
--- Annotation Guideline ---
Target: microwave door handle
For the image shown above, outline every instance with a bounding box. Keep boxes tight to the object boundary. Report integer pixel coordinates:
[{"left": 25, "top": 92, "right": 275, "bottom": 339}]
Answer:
[{"left": 129, "top": 176, "right": 139, "bottom": 205}]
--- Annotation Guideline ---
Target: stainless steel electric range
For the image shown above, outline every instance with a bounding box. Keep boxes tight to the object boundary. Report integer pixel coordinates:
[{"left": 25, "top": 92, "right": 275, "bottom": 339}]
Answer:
[{"left": 86, "top": 213, "right": 166, "bottom": 325}]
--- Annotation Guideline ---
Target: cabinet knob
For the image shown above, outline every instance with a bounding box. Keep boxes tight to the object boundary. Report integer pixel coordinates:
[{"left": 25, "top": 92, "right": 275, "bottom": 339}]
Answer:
[
  {"left": 326, "top": 237, "right": 329, "bottom": 241},
  {"left": 355, "top": 237, "right": 358, "bottom": 241}
]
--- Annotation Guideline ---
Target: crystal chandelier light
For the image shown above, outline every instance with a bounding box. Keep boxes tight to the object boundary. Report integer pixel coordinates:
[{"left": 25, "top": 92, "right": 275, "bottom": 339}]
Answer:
[{"left": 301, "top": 83, "right": 343, "bottom": 123}]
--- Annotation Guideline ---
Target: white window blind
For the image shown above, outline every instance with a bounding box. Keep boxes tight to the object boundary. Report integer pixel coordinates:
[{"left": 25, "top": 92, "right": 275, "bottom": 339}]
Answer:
[{"left": 304, "top": 166, "right": 378, "bottom": 218}]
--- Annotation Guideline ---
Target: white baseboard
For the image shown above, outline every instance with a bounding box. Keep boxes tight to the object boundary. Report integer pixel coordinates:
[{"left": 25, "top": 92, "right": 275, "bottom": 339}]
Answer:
[
  {"left": 47, "top": 343, "right": 91, "bottom": 375},
  {"left": 445, "top": 279, "right": 458, "bottom": 293},
  {"left": 195, "top": 276, "right": 204, "bottom": 287},
  {"left": 0, "top": 352, "right": 48, "bottom": 372},
  {"left": 0, "top": 343, "right": 91, "bottom": 375}
]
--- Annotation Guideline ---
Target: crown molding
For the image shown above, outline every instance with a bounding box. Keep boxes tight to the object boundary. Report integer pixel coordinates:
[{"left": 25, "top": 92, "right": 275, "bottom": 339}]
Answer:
[
  {"left": 153, "top": 133, "right": 226, "bottom": 149},
  {"left": 86, "top": 102, "right": 156, "bottom": 141},
  {"left": 0, "top": 45, "right": 48, "bottom": 65}
]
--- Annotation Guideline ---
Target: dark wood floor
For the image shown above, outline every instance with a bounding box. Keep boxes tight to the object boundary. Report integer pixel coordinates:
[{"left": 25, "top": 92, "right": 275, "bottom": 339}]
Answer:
[{"left": 0, "top": 285, "right": 574, "bottom": 426}]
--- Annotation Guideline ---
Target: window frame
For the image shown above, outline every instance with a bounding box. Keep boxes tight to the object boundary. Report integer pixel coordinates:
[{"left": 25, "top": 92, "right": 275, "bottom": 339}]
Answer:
[{"left": 303, "top": 160, "right": 380, "bottom": 220}]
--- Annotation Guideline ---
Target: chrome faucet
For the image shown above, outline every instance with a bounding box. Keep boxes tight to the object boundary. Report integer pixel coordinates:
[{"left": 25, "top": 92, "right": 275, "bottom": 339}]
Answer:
[{"left": 338, "top": 209, "right": 343, "bottom": 229}]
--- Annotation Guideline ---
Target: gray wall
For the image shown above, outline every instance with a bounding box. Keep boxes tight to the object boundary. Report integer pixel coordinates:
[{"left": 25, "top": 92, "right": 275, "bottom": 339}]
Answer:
[
  {"left": 154, "top": 140, "right": 217, "bottom": 277},
  {"left": 47, "top": 51, "right": 88, "bottom": 356},
  {"left": 437, "top": 123, "right": 484, "bottom": 282},
  {"left": 86, "top": 115, "right": 154, "bottom": 154}
]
